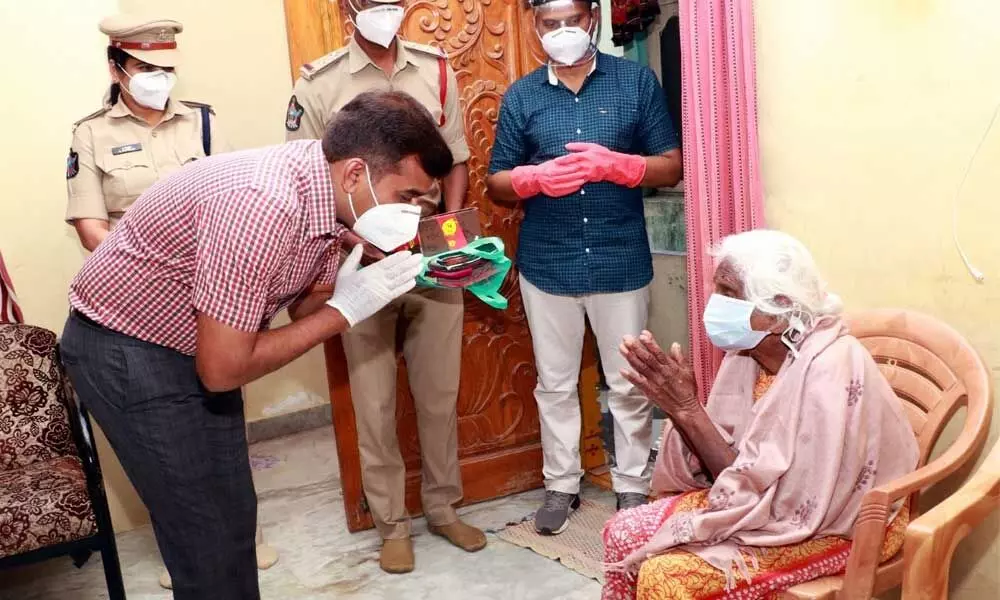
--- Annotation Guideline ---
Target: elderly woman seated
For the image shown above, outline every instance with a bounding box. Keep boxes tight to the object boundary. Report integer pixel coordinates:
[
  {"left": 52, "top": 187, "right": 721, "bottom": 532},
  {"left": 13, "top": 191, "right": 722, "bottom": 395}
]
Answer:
[{"left": 602, "top": 230, "right": 919, "bottom": 600}]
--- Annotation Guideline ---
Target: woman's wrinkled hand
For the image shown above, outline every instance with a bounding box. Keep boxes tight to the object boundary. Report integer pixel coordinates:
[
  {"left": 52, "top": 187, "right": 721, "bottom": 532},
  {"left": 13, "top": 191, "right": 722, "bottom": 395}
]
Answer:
[{"left": 619, "top": 330, "right": 700, "bottom": 418}]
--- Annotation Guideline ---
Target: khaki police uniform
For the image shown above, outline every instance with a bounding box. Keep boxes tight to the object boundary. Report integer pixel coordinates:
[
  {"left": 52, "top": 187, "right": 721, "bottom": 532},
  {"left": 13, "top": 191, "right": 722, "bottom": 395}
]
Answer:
[
  {"left": 66, "top": 99, "right": 227, "bottom": 228},
  {"left": 66, "top": 15, "right": 229, "bottom": 230},
  {"left": 286, "top": 36, "right": 470, "bottom": 540}
]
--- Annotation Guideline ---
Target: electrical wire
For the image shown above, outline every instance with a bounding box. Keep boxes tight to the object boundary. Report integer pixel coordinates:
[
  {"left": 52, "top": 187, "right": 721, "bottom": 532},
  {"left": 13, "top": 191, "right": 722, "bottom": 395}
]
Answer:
[{"left": 951, "top": 101, "right": 1000, "bottom": 283}]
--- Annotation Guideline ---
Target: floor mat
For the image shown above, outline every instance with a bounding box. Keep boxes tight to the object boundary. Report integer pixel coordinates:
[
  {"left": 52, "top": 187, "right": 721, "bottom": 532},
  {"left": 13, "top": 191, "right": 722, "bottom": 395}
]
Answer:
[{"left": 495, "top": 499, "right": 614, "bottom": 583}]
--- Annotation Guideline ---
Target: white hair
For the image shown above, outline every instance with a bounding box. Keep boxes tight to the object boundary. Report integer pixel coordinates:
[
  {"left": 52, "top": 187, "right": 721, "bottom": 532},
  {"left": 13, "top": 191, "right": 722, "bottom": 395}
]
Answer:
[{"left": 712, "top": 230, "right": 842, "bottom": 325}]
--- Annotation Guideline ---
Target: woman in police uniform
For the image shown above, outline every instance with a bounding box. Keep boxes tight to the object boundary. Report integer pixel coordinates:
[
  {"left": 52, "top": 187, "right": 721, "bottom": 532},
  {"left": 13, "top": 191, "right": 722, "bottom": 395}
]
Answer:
[{"left": 65, "top": 15, "right": 228, "bottom": 251}]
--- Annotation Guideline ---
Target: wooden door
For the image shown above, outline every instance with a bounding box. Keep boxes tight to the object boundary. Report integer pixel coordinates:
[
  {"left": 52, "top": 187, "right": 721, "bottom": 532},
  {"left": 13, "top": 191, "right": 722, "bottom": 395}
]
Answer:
[{"left": 283, "top": 0, "right": 605, "bottom": 532}]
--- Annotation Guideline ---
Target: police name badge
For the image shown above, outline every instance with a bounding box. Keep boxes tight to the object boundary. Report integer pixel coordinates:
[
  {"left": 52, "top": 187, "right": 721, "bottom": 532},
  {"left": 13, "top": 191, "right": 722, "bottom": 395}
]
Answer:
[{"left": 111, "top": 143, "right": 143, "bottom": 155}]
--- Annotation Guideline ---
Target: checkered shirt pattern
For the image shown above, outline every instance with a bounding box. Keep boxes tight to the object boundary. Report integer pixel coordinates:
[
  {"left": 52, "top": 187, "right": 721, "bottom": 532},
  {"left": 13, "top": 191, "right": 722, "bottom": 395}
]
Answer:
[
  {"left": 69, "top": 140, "right": 343, "bottom": 355},
  {"left": 488, "top": 52, "right": 678, "bottom": 295}
]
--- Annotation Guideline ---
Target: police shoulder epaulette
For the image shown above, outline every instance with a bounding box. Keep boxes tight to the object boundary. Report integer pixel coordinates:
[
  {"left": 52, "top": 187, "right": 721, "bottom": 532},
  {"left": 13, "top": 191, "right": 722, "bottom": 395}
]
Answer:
[
  {"left": 72, "top": 107, "right": 110, "bottom": 130},
  {"left": 402, "top": 40, "right": 448, "bottom": 59},
  {"left": 180, "top": 100, "right": 216, "bottom": 114},
  {"left": 299, "top": 47, "right": 349, "bottom": 81}
]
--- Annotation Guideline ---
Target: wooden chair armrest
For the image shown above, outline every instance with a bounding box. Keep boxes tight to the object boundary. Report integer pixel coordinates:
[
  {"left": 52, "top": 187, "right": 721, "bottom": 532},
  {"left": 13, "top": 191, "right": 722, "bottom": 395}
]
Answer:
[
  {"left": 55, "top": 344, "right": 103, "bottom": 486},
  {"left": 63, "top": 378, "right": 106, "bottom": 492},
  {"left": 901, "top": 440, "right": 1000, "bottom": 600}
]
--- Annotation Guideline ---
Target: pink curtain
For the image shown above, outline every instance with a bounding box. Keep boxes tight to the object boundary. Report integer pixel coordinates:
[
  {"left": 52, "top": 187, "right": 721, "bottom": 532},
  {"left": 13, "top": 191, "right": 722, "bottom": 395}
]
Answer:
[
  {"left": 1, "top": 250, "right": 24, "bottom": 324},
  {"left": 679, "top": 0, "right": 765, "bottom": 402}
]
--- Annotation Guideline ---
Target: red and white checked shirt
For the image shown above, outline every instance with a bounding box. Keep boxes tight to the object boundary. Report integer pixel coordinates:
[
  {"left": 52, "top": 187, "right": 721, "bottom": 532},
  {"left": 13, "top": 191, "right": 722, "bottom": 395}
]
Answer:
[{"left": 69, "top": 140, "right": 343, "bottom": 355}]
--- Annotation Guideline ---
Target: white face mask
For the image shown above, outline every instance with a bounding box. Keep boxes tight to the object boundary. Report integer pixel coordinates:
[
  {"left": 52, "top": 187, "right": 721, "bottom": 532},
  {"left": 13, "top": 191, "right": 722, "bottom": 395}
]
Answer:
[
  {"left": 349, "top": 164, "right": 422, "bottom": 252},
  {"left": 541, "top": 27, "right": 592, "bottom": 65},
  {"left": 121, "top": 69, "right": 176, "bottom": 110},
  {"left": 355, "top": 6, "right": 405, "bottom": 48},
  {"left": 702, "top": 294, "right": 770, "bottom": 352}
]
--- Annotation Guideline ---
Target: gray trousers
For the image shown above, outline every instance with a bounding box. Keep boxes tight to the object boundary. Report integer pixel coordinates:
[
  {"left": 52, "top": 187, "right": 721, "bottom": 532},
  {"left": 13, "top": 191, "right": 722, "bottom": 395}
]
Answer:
[{"left": 60, "top": 312, "right": 259, "bottom": 600}]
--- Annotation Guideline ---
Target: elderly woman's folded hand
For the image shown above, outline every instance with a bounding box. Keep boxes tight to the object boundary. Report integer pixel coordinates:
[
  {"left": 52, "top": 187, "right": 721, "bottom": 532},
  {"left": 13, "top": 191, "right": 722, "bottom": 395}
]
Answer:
[{"left": 619, "top": 330, "right": 700, "bottom": 418}]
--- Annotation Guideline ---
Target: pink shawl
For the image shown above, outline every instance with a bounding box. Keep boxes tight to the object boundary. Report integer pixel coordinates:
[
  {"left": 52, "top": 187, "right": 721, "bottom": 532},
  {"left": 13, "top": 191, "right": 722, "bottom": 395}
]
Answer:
[{"left": 611, "top": 317, "right": 919, "bottom": 587}]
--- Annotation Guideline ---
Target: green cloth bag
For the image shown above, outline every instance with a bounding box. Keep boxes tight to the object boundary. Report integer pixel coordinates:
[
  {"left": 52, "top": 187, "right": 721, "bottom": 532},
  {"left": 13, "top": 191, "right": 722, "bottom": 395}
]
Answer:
[{"left": 416, "top": 237, "right": 512, "bottom": 310}]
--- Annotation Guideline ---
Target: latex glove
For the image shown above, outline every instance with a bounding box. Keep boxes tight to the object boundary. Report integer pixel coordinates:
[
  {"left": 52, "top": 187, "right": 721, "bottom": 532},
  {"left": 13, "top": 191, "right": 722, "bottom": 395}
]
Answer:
[
  {"left": 510, "top": 160, "right": 588, "bottom": 199},
  {"left": 555, "top": 142, "right": 647, "bottom": 188},
  {"left": 326, "top": 245, "right": 423, "bottom": 326}
]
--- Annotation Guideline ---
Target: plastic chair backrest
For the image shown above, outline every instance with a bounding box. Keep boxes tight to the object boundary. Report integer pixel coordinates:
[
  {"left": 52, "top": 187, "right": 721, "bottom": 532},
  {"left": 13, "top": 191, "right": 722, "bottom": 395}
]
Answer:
[{"left": 847, "top": 309, "right": 993, "bottom": 513}]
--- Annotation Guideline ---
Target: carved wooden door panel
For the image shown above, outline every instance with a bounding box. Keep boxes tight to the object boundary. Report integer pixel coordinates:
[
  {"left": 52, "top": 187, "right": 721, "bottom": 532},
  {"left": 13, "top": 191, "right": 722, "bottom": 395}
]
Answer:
[{"left": 284, "top": 0, "right": 603, "bottom": 532}]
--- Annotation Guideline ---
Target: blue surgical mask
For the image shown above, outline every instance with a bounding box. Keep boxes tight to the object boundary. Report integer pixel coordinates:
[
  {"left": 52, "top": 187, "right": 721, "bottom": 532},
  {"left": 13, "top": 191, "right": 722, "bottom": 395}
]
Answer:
[{"left": 702, "top": 294, "right": 769, "bottom": 351}]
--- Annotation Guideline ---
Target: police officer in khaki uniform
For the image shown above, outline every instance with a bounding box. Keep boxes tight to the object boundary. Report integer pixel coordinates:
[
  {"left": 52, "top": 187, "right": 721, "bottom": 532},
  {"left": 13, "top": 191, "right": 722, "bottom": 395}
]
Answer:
[
  {"left": 286, "top": 0, "right": 485, "bottom": 574},
  {"left": 65, "top": 15, "right": 279, "bottom": 592},
  {"left": 65, "top": 15, "right": 230, "bottom": 251}
]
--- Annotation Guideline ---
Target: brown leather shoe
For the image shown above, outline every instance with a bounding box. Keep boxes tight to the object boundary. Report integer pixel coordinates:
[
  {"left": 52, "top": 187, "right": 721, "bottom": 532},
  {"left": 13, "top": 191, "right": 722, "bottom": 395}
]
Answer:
[
  {"left": 428, "top": 520, "right": 487, "bottom": 552},
  {"left": 379, "top": 538, "right": 415, "bottom": 574}
]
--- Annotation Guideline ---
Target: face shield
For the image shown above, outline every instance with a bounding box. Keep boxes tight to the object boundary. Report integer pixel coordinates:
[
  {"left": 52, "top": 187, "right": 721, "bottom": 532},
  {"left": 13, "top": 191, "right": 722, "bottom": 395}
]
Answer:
[{"left": 532, "top": 0, "right": 601, "bottom": 67}]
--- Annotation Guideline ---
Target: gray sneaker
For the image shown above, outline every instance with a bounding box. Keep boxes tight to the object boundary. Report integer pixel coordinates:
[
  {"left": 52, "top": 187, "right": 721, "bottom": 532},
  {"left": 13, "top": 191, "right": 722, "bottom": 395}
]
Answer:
[
  {"left": 534, "top": 491, "right": 581, "bottom": 535},
  {"left": 616, "top": 492, "right": 648, "bottom": 511}
]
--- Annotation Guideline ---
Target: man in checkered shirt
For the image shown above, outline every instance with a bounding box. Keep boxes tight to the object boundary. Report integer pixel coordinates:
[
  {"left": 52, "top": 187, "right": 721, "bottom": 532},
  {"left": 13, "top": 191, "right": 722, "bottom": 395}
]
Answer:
[
  {"left": 60, "top": 90, "right": 453, "bottom": 599},
  {"left": 487, "top": 0, "right": 682, "bottom": 535}
]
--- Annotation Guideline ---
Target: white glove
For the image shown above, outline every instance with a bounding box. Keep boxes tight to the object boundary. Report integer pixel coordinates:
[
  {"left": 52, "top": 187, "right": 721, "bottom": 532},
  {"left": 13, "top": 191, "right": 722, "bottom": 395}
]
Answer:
[{"left": 326, "top": 245, "right": 424, "bottom": 327}]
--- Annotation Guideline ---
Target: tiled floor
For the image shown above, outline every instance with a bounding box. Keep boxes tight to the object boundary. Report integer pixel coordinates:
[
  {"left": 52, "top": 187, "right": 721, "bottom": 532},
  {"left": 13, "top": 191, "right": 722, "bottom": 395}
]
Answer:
[{"left": 0, "top": 427, "right": 611, "bottom": 600}]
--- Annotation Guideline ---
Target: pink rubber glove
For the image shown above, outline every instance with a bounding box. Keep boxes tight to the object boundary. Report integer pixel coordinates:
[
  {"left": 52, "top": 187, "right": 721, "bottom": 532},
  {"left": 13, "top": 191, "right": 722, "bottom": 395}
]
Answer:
[
  {"left": 555, "top": 142, "right": 648, "bottom": 188},
  {"left": 510, "top": 160, "right": 588, "bottom": 199}
]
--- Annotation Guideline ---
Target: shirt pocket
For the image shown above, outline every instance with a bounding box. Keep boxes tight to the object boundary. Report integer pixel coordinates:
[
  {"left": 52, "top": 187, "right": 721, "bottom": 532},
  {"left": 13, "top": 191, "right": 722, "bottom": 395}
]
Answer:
[
  {"left": 97, "top": 151, "right": 157, "bottom": 212},
  {"left": 174, "top": 136, "right": 206, "bottom": 166},
  {"left": 530, "top": 104, "right": 576, "bottom": 159},
  {"left": 593, "top": 105, "right": 639, "bottom": 153},
  {"left": 393, "top": 77, "right": 443, "bottom": 128}
]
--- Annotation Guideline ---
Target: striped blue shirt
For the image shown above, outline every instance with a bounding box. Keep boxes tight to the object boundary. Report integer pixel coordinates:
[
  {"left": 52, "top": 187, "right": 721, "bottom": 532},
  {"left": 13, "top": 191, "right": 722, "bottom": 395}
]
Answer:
[{"left": 489, "top": 52, "right": 678, "bottom": 296}]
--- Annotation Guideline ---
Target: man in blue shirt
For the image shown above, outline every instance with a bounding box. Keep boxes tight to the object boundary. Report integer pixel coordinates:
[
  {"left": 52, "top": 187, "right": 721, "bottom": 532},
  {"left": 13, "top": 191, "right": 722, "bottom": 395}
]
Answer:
[{"left": 487, "top": 0, "right": 681, "bottom": 535}]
